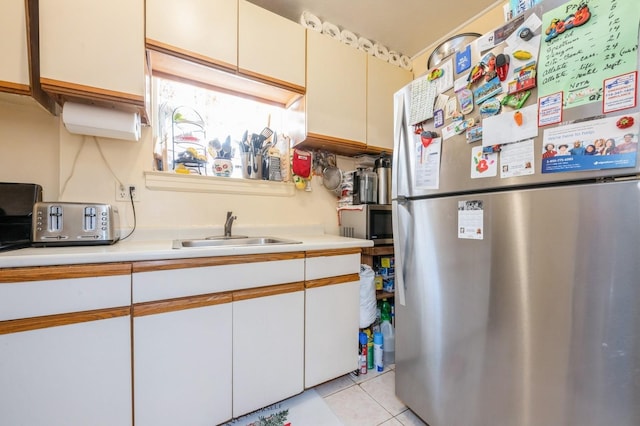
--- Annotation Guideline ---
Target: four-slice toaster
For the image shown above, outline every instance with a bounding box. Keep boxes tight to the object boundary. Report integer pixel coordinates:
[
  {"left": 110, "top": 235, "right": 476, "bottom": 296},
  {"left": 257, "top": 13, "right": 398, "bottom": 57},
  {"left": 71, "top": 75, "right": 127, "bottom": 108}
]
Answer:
[{"left": 32, "top": 202, "right": 120, "bottom": 246}]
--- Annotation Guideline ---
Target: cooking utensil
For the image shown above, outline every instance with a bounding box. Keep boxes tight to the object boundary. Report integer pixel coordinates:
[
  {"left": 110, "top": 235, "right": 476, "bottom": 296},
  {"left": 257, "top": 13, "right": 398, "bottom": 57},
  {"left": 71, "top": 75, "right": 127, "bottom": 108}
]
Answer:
[
  {"left": 323, "top": 166, "right": 343, "bottom": 196},
  {"left": 260, "top": 127, "right": 274, "bottom": 142}
]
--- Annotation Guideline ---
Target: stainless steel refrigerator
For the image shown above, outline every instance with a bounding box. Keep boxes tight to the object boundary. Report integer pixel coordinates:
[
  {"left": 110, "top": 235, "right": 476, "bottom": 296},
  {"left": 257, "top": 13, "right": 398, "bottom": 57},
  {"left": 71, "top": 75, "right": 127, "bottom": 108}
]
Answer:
[{"left": 391, "top": 2, "right": 640, "bottom": 425}]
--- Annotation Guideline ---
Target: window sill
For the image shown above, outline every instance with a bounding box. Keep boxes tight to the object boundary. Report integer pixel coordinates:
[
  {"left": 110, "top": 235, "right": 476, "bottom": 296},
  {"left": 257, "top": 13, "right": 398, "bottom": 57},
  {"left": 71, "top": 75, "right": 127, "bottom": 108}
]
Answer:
[{"left": 144, "top": 171, "right": 295, "bottom": 197}]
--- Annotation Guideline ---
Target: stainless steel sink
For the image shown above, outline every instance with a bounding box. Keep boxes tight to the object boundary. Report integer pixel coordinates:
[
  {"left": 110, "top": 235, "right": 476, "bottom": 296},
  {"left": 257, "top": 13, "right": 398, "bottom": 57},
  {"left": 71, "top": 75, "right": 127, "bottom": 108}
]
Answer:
[{"left": 172, "top": 236, "right": 302, "bottom": 249}]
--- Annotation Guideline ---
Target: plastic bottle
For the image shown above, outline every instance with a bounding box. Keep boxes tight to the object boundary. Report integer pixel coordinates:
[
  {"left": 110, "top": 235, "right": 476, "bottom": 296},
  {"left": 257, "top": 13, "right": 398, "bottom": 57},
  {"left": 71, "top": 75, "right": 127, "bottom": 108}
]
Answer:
[
  {"left": 359, "top": 331, "right": 368, "bottom": 375},
  {"left": 380, "top": 320, "right": 395, "bottom": 365},
  {"left": 380, "top": 298, "right": 392, "bottom": 323},
  {"left": 374, "top": 332, "right": 384, "bottom": 372},
  {"left": 367, "top": 332, "right": 374, "bottom": 370}
]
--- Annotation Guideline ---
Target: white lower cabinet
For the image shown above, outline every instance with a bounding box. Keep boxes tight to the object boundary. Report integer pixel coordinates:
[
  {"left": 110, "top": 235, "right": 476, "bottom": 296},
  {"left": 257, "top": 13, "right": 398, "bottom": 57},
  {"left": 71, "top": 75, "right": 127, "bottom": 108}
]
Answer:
[
  {"left": 132, "top": 253, "right": 306, "bottom": 423},
  {"left": 0, "top": 317, "right": 132, "bottom": 426},
  {"left": 304, "top": 249, "right": 362, "bottom": 388},
  {"left": 0, "top": 264, "right": 133, "bottom": 426},
  {"left": 233, "top": 285, "right": 305, "bottom": 417},
  {"left": 133, "top": 295, "right": 233, "bottom": 426}
]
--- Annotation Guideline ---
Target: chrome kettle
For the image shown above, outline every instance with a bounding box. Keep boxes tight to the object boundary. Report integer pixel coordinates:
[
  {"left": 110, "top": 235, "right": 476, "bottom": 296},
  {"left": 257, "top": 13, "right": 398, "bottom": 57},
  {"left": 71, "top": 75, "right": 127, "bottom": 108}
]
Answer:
[{"left": 375, "top": 154, "right": 392, "bottom": 204}]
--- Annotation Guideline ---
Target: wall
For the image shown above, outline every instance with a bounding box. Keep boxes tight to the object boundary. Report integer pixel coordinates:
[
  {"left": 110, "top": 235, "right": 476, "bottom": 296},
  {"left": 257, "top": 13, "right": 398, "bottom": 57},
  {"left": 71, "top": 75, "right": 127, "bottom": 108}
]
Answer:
[{"left": 0, "top": 95, "right": 347, "bottom": 238}]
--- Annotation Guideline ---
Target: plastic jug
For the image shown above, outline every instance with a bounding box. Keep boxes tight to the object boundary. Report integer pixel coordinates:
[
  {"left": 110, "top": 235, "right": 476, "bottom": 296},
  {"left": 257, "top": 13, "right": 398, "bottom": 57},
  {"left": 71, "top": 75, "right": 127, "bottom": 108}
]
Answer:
[{"left": 381, "top": 320, "right": 395, "bottom": 365}]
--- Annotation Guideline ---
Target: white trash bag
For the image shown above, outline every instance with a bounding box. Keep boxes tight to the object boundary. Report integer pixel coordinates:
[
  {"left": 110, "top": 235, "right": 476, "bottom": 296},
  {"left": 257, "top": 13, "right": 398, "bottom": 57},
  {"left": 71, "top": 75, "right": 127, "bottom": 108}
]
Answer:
[{"left": 359, "top": 264, "right": 377, "bottom": 328}]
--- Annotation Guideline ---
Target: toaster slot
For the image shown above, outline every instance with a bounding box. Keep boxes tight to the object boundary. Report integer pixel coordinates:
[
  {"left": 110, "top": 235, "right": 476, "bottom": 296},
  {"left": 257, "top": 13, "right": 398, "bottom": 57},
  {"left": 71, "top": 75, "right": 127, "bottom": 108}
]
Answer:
[
  {"left": 84, "top": 206, "right": 97, "bottom": 231},
  {"left": 48, "top": 205, "right": 63, "bottom": 232}
]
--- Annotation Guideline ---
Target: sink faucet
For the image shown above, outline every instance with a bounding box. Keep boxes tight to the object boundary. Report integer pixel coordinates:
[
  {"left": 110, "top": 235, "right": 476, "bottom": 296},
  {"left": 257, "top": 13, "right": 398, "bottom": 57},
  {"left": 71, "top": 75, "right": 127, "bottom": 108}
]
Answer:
[{"left": 224, "top": 211, "right": 236, "bottom": 237}]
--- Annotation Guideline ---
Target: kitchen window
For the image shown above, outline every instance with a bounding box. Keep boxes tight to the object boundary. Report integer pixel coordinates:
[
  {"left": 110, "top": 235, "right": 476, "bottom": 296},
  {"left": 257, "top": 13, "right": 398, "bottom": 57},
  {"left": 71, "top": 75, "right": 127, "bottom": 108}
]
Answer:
[{"left": 154, "top": 76, "right": 286, "bottom": 179}]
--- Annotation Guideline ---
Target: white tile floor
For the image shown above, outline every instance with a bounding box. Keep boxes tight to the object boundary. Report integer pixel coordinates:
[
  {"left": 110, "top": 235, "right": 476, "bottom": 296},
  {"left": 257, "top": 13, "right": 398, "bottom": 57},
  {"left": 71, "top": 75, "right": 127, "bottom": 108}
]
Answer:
[{"left": 314, "top": 365, "right": 429, "bottom": 426}]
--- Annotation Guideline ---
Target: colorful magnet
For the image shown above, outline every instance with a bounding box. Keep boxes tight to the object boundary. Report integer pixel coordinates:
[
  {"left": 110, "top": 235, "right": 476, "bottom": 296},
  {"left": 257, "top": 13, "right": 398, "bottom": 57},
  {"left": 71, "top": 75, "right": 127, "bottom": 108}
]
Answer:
[
  {"left": 513, "top": 111, "right": 523, "bottom": 126},
  {"left": 456, "top": 45, "right": 472, "bottom": 74},
  {"left": 474, "top": 77, "right": 503, "bottom": 105},
  {"left": 616, "top": 116, "right": 635, "bottom": 129},
  {"left": 428, "top": 68, "right": 444, "bottom": 81},
  {"left": 518, "top": 27, "right": 533, "bottom": 41},
  {"left": 420, "top": 130, "right": 439, "bottom": 147},
  {"left": 434, "top": 109, "right": 445, "bottom": 128},
  {"left": 479, "top": 98, "right": 501, "bottom": 117},
  {"left": 454, "top": 118, "right": 475, "bottom": 134},
  {"left": 466, "top": 125, "right": 483, "bottom": 143},
  {"left": 501, "top": 90, "right": 531, "bottom": 109},
  {"left": 457, "top": 89, "right": 474, "bottom": 115},
  {"left": 513, "top": 50, "right": 533, "bottom": 61},
  {"left": 495, "top": 53, "right": 510, "bottom": 81}
]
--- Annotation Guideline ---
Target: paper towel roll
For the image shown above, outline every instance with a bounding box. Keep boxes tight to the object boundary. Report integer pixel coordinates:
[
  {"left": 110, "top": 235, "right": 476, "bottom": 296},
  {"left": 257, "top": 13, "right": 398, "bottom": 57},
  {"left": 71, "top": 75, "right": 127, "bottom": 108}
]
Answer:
[
  {"left": 388, "top": 51, "right": 401, "bottom": 66},
  {"left": 373, "top": 43, "right": 389, "bottom": 61},
  {"left": 340, "top": 30, "right": 358, "bottom": 47},
  {"left": 322, "top": 21, "right": 341, "bottom": 40},
  {"left": 358, "top": 37, "right": 374, "bottom": 54},
  {"left": 300, "top": 11, "right": 322, "bottom": 32},
  {"left": 62, "top": 102, "right": 141, "bottom": 141},
  {"left": 400, "top": 55, "right": 413, "bottom": 71}
]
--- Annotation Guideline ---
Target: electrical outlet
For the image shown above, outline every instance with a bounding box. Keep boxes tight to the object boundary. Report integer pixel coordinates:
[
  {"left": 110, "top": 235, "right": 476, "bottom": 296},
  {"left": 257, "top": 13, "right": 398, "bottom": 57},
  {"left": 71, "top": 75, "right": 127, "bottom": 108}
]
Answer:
[{"left": 115, "top": 183, "right": 140, "bottom": 202}]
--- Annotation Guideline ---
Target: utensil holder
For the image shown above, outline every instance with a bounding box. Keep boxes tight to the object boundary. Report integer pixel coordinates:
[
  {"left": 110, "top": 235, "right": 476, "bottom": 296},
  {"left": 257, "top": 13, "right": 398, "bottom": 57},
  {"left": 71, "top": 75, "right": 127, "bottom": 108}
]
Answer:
[{"left": 241, "top": 152, "right": 263, "bottom": 179}]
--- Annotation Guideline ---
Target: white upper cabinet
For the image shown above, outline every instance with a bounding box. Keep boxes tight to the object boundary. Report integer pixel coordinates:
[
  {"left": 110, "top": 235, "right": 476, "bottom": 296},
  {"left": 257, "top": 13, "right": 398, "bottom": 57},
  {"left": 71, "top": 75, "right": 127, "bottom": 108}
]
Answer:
[
  {"left": 0, "top": 0, "right": 30, "bottom": 95},
  {"left": 367, "top": 56, "right": 412, "bottom": 152},
  {"left": 146, "top": 0, "right": 238, "bottom": 71},
  {"left": 305, "top": 29, "right": 367, "bottom": 149},
  {"left": 238, "top": 0, "right": 305, "bottom": 92},
  {"left": 39, "top": 0, "right": 146, "bottom": 117}
]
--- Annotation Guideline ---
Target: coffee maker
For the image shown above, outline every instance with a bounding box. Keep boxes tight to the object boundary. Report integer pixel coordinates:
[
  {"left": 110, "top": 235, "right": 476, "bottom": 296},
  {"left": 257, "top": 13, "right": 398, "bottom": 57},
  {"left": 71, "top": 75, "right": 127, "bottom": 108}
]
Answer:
[{"left": 352, "top": 168, "right": 378, "bottom": 204}]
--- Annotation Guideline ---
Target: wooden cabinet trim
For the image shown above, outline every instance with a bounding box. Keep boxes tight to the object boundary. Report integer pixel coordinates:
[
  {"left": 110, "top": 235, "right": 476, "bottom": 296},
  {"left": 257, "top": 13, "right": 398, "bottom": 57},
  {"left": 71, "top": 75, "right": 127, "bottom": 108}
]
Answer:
[
  {"left": 0, "top": 263, "right": 132, "bottom": 283},
  {"left": 40, "top": 78, "right": 144, "bottom": 106},
  {"left": 305, "top": 248, "right": 362, "bottom": 258},
  {"left": 132, "top": 252, "right": 304, "bottom": 273},
  {"left": 133, "top": 292, "right": 232, "bottom": 317},
  {"left": 232, "top": 282, "right": 304, "bottom": 302},
  {"left": 0, "top": 306, "right": 130, "bottom": 335},
  {"left": 305, "top": 273, "right": 360, "bottom": 289},
  {"left": 0, "top": 80, "right": 31, "bottom": 96},
  {"left": 238, "top": 67, "right": 304, "bottom": 95},
  {"left": 146, "top": 38, "right": 237, "bottom": 74}
]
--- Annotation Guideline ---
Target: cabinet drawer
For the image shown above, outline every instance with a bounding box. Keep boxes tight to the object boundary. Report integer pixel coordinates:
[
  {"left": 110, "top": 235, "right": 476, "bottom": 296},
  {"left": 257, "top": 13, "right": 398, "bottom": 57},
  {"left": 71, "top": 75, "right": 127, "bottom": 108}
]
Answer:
[
  {"left": 132, "top": 256, "right": 305, "bottom": 303},
  {"left": 0, "top": 264, "right": 131, "bottom": 321},
  {"left": 305, "top": 251, "right": 361, "bottom": 280}
]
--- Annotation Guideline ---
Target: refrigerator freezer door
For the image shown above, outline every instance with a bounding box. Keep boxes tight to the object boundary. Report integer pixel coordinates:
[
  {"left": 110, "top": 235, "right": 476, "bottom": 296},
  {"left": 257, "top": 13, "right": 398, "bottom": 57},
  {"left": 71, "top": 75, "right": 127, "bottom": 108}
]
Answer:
[{"left": 394, "top": 180, "right": 640, "bottom": 426}]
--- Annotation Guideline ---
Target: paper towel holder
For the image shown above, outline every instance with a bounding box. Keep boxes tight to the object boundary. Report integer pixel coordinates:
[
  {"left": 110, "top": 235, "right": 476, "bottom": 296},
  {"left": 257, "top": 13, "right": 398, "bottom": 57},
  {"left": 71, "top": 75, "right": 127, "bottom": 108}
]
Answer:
[{"left": 62, "top": 101, "right": 142, "bottom": 141}]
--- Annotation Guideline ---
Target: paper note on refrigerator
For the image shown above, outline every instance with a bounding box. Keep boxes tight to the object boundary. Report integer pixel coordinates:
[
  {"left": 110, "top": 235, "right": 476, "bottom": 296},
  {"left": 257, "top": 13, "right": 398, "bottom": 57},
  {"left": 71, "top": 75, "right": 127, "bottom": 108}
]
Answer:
[
  {"left": 409, "top": 78, "right": 436, "bottom": 125},
  {"left": 414, "top": 136, "right": 441, "bottom": 189},
  {"left": 482, "top": 104, "right": 539, "bottom": 146}
]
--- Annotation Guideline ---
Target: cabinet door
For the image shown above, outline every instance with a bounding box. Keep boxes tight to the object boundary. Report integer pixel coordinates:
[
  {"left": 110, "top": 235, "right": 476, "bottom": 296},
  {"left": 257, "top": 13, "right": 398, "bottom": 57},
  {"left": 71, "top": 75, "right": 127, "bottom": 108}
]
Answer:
[
  {"left": 233, "top": 285, "right": 305, "bottom": 417},
  {"left": 146, "top": 0, "right": 237, "bottom": 71},
  {"left": 0, "top": 0, "right": 30, "bottom": 95},
  {"left": 0, "top": 316, "right": 132, "bottom": 426},
  {"left": 305, "top": 249, "right": 361, "bottom": 387},
  {"left": 306, "top": 30, "right": 367, "bottom": 145},
  {"left": 39, "top": 0, "right": 146, "bottom": 108},
  {"left": 367, "top": 56, "right": 413, "bottom": 151},
  {"left": 133, "top": 295, "right": 233, "bottom": 426},
  {"left": 305, "top": 278, "right": 360, "bottom": 387},
  {"left": 238, "top": 0, "right": 305, "bottom": 92}
]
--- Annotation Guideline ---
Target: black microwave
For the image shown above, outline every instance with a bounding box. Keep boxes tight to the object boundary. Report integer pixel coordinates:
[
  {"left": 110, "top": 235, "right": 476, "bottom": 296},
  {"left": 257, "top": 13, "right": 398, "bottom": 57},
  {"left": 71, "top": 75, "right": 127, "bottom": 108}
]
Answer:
[{"left": 339, "top": 204, "right": 393, "bottom": 245}]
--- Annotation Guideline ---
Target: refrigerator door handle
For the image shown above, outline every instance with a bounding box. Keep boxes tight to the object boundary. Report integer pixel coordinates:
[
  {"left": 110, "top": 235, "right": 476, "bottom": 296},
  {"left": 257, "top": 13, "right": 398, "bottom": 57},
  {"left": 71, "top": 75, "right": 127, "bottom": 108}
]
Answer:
[
  {"left": 392, "top": 200, "right": 407, "bottom": 306},
  {"left": 392, "top": 91, "right": 409, "bottom": 201}
]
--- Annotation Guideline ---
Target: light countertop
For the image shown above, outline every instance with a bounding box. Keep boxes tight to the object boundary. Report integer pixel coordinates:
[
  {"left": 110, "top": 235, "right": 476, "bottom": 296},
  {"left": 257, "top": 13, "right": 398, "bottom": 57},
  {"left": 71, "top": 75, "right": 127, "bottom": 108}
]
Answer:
[{"left": 0, "top": 226, "right": 373, "bottom": 268}]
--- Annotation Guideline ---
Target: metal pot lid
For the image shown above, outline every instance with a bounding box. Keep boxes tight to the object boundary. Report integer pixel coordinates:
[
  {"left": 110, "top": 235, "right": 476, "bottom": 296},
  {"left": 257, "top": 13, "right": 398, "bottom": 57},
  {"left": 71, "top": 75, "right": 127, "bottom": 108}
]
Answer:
[{"left": 427, "top": 33, "right": 481, "bottom": 70}]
